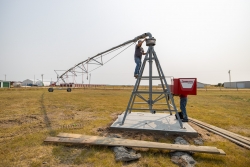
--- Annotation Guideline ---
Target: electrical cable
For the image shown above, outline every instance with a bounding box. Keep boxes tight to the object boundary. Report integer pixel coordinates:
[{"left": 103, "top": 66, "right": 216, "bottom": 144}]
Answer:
[
  {"left": 89, "top": 42, "right": 135, "bottom": 73},
  {"left": 88, "top": 43, "right": 132, "bottom": 62}
]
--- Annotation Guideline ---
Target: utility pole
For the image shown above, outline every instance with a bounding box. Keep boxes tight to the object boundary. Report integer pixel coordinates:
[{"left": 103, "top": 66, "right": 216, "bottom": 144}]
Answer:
[
  {"left": 228, "top": 70, "right": 231, "bottom": 87},
  {"left": 82, "top": 72, "right": 84, "bottom": 84},
  {"left": 5, "top": 74, "right": 6, "bottom": 81},
  {"left": 89, "top": 73, "right": 91, "bottom": 86},
  {"left": 41, "top": 74, "right": 44, "bottom": 86}
]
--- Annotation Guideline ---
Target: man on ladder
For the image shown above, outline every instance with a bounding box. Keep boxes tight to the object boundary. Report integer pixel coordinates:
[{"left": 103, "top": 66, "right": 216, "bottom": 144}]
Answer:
[{"left": 134, "top": 39, "right": 147, "bottom": 78}]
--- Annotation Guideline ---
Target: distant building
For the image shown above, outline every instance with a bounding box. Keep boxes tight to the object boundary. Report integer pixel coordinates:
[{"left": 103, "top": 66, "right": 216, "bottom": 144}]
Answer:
[
  {"left": 0, "top": 80, "right": 10, "bottom": 88},
  {"left": 43, "top": 81, "right": 51, "bottom": 86},
  {"left": 13, "top": 82, "right": 22, "bottom": 87},
  {"left": 21, "top": 79, "right": 33, "bottom": 86},
  {"left": 36, "top": 80, "right": 43, "bottom": 86},
  {"left": 224, "top": 81, "right": 250, "bottom": 88},
  {"left": 36, "top": 80, "right": 51, "bottom": 86},
  {"left": 197, "top": 82, "right": 205, "bottom": 88}
]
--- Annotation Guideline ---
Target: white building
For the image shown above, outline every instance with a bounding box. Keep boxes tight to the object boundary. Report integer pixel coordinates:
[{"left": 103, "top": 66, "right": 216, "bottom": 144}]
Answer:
[
  {"left": 224, "top": 81, "right": 250, "bottom": 88},
  {"left": 36, "top": 80, "right": 51, "bottom": 86},
  {"left": 21, "top": 79, "right": 33, "bottom": 86},
  {"left": 197, "top": 82, "right": 205, "bottom": 88},
  {"left": 13, "top": 82, "right": 22, "bottom": 87}
]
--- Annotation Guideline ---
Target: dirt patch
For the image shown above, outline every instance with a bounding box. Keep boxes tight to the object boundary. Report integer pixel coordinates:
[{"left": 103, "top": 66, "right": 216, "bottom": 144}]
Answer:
[
  {"left": 0, "top": 114, "right": 48, "bottom": 142},
  {"left": 52, "top": 146, "right": 83, "bottom": 164},
  {"left": 0, "top": 114, "right": 42, "bottom": 128},
  {"left": 73, "top": 111, "right": 98, "bottom": 121},
  {"left": 0, "top": 109, "right": 104, "bottom": 143}
]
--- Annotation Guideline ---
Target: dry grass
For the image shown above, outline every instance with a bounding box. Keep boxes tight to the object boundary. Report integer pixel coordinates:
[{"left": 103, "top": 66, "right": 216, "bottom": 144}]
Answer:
[{"left": 0, "top": 88, "right": 250, "bottom": 167}]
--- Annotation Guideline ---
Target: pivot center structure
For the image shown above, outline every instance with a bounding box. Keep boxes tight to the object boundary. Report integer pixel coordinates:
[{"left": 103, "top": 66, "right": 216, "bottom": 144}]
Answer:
[{"left": 120, "top": 33, "right": 183, "bottom": 129}]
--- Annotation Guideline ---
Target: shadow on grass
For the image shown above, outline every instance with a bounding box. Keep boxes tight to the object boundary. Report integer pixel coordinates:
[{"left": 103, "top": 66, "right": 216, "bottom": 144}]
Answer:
[{"left": 40, "top": 92, "right": 56, "bottom": 136}]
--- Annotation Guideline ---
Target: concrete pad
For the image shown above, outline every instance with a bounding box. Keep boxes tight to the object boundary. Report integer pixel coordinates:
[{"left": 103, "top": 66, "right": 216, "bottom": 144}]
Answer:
[{"left": 110, "top": 112, "right": 198, "bottom": 137}]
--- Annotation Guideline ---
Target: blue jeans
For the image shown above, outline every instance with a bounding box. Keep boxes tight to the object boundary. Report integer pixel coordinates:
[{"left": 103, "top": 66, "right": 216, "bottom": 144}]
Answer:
[
  {"left": 180, "top": 97, "right": 188, "bottom": 120},
  {"left": 134, "top": 57, "right": 141, "bottom": 75}
]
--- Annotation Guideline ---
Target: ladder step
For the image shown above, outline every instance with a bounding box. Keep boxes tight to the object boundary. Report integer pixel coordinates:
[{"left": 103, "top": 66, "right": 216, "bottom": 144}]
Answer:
[
  {"left": 134, "top": 91, "right": 168, "bottom": 94},
  {"left": 134, "top": 102, "right": 168, "bottom": 105},
  {"left": 138, "top": 76, "right": 164, "bottom": 80},
  {"left": 140, "top": 76, "right": 164, "bottom": 78},
  {"left": 145, "top": 58, "right": 155, "bottom": 60},
  {"left": 140, "top": 78, "right": 161, "bottom": 80},
  {"left": 129, "top": 108, "right": 176, "bottom": 111}
]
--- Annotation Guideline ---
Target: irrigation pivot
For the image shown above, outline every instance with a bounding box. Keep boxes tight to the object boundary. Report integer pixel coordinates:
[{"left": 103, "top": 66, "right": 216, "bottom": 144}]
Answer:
[
  {"left": 49, "top": 33, "right": 151, "bottom": 92},
  {"left": 50, "top": 32, "right": 184, "bottom": 131}
]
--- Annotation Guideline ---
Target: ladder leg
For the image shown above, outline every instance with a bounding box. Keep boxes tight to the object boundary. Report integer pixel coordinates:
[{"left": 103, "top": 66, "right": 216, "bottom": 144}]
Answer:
[
  {"left": 153, "top": 51, "right": 172, "bottom": 114},
  {"left": 121, "top": 48, "right": 150, "bottom": 124},
  {"left": 148, "top": 46, "right": 153, "bottom": 113},
  {"left": 152, "top": 48, "right": 183, "bottom": 128}
]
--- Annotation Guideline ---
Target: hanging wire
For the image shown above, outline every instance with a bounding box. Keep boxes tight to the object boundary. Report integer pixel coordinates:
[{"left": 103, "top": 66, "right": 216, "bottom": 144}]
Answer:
[
  {"left": 89, "top": 42, "right": 135, "bottom": 73},
  {"left": 88, "top": 42, "right": 132, "bottom": 62}
]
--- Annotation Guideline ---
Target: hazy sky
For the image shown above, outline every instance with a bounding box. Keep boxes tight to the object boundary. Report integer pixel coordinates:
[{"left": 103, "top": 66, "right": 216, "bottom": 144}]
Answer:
[{"left": 1, "top": 0, "right": 249, "bottom": 85}]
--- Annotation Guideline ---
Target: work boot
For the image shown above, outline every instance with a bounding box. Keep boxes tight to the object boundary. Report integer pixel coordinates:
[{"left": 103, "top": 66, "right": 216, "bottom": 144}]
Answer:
[{"left": 182, "top": 119, "right": 189, "bottom": 122}]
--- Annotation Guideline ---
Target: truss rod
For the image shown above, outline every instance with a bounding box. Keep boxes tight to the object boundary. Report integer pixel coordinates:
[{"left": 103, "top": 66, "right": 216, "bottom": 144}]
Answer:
[{"left": 58, "top": 33, "right": 152, "bottom": 80}]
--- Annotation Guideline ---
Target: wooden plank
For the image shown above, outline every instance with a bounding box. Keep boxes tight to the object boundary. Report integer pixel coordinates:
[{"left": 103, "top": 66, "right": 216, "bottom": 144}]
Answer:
[
  {"left": 57, "top": 133, "right": 216, "bottom": 149},
  {"left": 190, "top": 121, "right": 250, "bottom": 149},
  {"left": 44, "top": 133, "right": 226, "bottom": 155},
  {"left": 218, "top": 149, "right": 226, "bottom": 155},
  {"left": 191, "top": 121, "right": 250, "bottom": 149},
  {"left": 189, "top": 118, "right": 250, "bottom": 145},
  {"left": 58, "top": 133, "right": 82, "bottom": 138},
  {"left": 45, "top": 136, "right": 221, "bottom": 154},
  {"left": 189, "top": 117, "right": 250, "bottom": 142},
  {"left": 190, "top": 120, "right": 250, "bottom": 146}
]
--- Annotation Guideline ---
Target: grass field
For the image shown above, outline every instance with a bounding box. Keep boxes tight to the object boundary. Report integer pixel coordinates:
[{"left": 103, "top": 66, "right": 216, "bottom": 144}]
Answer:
[{"left": 0, "top": 88, "right": 250, "bottom": 167}]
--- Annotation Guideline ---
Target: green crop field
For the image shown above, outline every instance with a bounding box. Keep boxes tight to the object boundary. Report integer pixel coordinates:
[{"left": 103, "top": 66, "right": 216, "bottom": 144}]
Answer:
[{"left": 0, "top": 88, "right": 250, "bottom": 167}]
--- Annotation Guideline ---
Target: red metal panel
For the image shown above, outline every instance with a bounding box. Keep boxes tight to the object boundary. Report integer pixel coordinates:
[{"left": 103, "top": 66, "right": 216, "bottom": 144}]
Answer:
[
  {"left": 172, "top": 79, "right": 179, "bottom": 95},
  {"left": 172, "top": 78, "right": 197, "bottom": 95}
]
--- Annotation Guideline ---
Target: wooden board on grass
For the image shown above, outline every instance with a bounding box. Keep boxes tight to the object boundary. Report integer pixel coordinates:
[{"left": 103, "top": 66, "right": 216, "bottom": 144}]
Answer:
[
  {"left": 44, "top": 133, "right": 226, "bottom": 155},
  {"left": 190, "top": 120, "right": 250, "bottom": 149},
  {"left": 189, "top": 118, "right": 250, "bottom": 146}
]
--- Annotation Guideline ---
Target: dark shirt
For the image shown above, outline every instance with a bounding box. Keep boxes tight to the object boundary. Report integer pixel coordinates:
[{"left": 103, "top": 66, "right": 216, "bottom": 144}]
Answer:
[
  {"left": 180, "top": 94, "right": 187, "bottom": 98},
  {"left": 134, "top": 45, "right": 143, "bottom": 59}
]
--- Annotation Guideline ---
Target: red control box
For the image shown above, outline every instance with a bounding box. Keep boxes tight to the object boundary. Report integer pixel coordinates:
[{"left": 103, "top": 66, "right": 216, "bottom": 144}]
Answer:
[{"left": 171, "top": 78, "right": 197, "bottom": 95}]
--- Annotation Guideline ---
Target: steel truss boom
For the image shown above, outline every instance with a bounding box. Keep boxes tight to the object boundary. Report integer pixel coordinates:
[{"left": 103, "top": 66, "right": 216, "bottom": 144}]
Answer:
[{"left": 57, "top": 33, "right": 152, "bottom": 83}]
